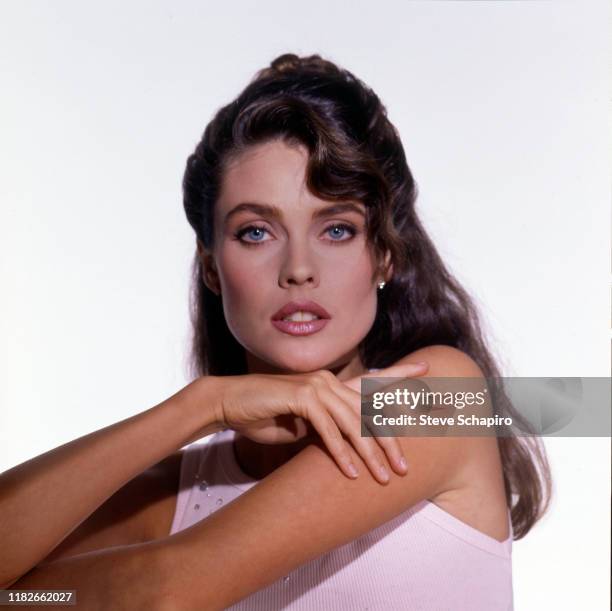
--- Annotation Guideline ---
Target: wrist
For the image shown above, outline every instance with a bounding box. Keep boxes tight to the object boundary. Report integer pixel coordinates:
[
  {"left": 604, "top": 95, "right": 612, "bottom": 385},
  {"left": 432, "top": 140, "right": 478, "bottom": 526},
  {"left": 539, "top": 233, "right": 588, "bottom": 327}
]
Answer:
[{"left": 177, "top": 376, "right": 228, "bottom": 444}]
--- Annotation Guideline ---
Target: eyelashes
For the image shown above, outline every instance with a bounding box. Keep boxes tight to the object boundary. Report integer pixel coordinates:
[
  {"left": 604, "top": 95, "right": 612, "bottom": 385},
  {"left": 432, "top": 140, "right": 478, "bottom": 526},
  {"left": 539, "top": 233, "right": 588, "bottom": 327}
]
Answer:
[{"left": 233, "top": 223, "right": 358, "bottom": 247}]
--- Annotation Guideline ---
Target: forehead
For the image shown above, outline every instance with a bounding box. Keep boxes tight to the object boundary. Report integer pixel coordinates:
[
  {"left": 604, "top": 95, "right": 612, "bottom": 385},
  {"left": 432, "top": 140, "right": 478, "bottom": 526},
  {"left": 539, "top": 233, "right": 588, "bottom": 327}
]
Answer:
[{"left": 218, "top": 139, "right": 317, "bottom": 210}]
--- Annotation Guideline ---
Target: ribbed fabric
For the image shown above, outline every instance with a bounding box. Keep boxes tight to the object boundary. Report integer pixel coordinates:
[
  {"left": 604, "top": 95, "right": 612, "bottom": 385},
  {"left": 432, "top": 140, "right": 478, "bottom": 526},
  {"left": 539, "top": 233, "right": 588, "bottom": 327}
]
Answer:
[{"left": 170, "top": 428, "right": 513, "bottom": 610}]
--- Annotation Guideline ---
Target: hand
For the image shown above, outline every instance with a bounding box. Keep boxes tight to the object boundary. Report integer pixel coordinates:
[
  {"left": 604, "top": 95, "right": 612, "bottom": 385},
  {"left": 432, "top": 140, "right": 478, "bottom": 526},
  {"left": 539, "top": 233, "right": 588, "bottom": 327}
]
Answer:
[{"left": 212, "top": 361, "right": 429, "bottom": 484}]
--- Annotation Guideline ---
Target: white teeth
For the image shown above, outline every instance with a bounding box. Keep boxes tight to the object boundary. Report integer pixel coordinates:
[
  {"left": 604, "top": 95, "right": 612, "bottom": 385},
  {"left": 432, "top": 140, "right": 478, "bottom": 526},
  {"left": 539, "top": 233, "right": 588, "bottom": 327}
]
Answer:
[{"left": 282, "top": 311, "right": 321, "bottom": 322}]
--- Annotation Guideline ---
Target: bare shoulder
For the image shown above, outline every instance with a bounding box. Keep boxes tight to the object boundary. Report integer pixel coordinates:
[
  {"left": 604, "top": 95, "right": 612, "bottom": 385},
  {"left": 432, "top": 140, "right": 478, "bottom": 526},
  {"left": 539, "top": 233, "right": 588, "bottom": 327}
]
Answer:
[
  {"left": 397, "top": 343, "right": 485, "bottom": 377},
  {"left": 40, "top": 451, "right": 183, "bottom": 565},
  {"left": 393, "top": 344, "right": 510, "bottom": 541}
]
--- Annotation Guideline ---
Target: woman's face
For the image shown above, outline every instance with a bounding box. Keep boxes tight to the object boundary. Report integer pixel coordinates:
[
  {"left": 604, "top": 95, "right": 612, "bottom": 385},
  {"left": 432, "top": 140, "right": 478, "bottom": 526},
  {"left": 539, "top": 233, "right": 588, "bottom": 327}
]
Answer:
[{"left": 201, "top": 138, "right": 390, "bottom": 375}]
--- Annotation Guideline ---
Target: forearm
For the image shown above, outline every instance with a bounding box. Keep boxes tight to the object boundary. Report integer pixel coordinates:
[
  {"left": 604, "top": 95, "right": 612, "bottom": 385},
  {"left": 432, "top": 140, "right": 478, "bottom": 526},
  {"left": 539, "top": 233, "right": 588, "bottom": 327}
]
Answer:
[
  {"left": 160, "top": 432, "right": 452, "bottom": 609},
  {"left": 6, "top": 540, "right": 173, "bottom": 611},
  {"left": 0, "top": 376, "right": 224, "bottom": 587}
]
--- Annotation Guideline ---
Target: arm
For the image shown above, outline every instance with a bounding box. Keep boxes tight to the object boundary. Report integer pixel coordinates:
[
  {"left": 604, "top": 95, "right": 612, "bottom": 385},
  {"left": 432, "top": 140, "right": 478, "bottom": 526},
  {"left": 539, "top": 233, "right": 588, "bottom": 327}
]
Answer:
[
  {"left": 6, "top": 540, "right": 172, "bottom": 611},
  {"left": 36, "top": 451, "right": 182, "bottom": 564},
  {"left": 0, "top": 378, "right": 224, "bottom": 589},
  {"left": 159, "top": 345, "right": 486, "bottom": 609}
]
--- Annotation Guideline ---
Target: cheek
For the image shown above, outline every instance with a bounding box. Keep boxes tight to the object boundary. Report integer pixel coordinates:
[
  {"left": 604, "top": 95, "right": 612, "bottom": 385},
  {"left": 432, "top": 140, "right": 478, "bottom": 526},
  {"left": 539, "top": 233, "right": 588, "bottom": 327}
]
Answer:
[
  {"left": 215, "top": 247, "right": 271, "bottom": 339},
  {"left": 218, "top": 253, "right": 258, "bottom": 296},
  {"left": 327, "top": 255, "right": 379, "bottom": 329},
  {"left": 332, "top": 247, "right": 377, "bottom": 296}
]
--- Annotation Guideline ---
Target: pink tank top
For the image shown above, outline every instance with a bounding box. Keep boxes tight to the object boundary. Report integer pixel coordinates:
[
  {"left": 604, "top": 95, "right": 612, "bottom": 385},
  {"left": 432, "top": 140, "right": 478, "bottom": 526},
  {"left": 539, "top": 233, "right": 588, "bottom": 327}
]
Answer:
[{"left": 170, "top": 428, "right": 513, "bottom": 610}]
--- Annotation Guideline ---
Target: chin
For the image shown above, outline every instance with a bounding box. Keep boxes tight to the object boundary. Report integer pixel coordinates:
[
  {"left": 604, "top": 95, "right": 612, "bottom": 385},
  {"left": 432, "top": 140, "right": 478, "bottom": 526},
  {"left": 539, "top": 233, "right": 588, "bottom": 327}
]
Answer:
[
  {"left": 279, "top": 361, "right": 328, "bottom": 374},
  {"left": 269, "top": 352, "right": 338, "bottom": 374}
]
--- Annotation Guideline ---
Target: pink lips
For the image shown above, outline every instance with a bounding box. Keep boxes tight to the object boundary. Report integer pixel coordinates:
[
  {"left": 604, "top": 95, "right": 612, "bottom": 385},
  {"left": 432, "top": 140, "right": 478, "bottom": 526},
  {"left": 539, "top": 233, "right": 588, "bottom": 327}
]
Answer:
[{"left": 271, "top": 300, "right": 331, "bottom": 337}]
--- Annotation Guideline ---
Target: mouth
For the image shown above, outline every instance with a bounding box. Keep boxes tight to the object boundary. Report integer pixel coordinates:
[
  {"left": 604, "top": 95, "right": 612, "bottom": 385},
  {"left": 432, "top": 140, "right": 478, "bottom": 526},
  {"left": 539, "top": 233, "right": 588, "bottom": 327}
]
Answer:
[{"left": 271, "top": 300, "right": 331, "bottom": 337}]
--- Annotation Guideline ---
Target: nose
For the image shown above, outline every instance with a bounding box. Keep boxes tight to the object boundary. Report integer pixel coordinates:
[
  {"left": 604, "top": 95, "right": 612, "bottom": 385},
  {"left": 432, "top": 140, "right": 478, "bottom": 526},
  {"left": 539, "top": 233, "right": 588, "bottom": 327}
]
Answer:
[{"left": 278, "top": 240, "right": 319, "bottom": 289}]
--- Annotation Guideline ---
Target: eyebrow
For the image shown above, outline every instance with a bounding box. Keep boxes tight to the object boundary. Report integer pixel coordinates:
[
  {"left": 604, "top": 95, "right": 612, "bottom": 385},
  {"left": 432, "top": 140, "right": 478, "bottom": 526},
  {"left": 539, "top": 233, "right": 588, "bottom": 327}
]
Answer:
[{"left": 223, "top": 202, "right": 366, "bottom": 226}]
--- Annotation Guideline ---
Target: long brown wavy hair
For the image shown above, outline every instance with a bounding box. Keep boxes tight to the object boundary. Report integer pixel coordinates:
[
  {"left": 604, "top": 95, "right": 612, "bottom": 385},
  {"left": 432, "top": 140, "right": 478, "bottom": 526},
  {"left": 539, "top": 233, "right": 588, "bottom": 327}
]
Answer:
[{"left": 182, "top": 52, "right": 551, "bottom": 539}]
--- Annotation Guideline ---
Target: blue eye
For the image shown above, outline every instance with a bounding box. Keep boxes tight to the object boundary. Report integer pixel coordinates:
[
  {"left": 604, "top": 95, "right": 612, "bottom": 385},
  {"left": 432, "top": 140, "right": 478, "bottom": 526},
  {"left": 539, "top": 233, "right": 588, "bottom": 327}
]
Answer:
[
  {"left": 235, "top": 225, "right": 269, "bottom": 244},
  {"left": 234, "top": 222, "right": 358, "bottom": 247},
  {"left": 326, "top": 224, "right": 356, "bottom": 241}
]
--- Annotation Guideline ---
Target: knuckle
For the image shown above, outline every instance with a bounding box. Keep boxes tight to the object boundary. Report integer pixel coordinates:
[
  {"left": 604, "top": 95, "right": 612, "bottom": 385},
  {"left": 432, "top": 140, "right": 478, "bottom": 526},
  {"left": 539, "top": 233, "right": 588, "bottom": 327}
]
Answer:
[
  {"left": 313, "top": 369, "right": 334, "bottom": 387},
  {"left": 323, "top": 423, "right": 342, "bottom": 442},
  {"left": 296, "top": 382, "right": 317, "bottom": 406},
  {"left": 317, "top": 369, "right": 335, "bottom": 382}
]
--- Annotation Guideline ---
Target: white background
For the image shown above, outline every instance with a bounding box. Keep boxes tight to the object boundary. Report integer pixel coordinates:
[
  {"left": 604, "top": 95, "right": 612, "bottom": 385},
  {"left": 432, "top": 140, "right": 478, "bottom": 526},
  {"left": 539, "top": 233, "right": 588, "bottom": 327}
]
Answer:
[{"left": 1, "top": 1, "right": 610, "bottom": 608}]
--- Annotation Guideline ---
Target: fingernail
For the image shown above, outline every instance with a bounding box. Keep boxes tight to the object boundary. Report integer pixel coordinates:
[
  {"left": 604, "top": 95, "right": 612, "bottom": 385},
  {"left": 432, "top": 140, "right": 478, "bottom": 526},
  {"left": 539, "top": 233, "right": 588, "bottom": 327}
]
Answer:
[
  {"left": 378, "top": 465, "right": 390, "bottom": 482},
  {"left": 415, "top": 361, "right": 427, "bottom": 366},
  {"left": 347, "top": 462, "right": 359, "bottom": 478},
  {"left": 398, "top": 456, "right": 408, "bottom": 471}
]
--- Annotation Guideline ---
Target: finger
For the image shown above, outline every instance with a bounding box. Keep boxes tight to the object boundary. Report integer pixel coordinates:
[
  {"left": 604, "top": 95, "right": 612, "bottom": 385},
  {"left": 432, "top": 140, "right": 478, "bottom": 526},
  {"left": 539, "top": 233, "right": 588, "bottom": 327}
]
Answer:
[
  {"left": 363, "top": 419, "right": 409, "bottom": 476},
  {"left": 329, "top": 383, "right": 408, "bottom": 477},
  {"left": 364, "top": 361, "right": 430, "bottom": 400},
  {"left": 342, "top": 361, "right": 429, "bottom": 394},
  {"left": 301, "top": 402, "right": 361, "bottom": 480},
  {"left": 317, "top": 388, "right": 394, "bottom": 485},
  {"left": 373, "top": 360, "right": 429, "bottom": 379}
]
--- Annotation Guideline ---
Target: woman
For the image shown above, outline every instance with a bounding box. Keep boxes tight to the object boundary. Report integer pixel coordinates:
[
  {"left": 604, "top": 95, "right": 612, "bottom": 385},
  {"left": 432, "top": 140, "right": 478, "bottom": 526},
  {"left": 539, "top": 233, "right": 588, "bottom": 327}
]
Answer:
[{"left": 1, "top": 53, "right": 551, "bottom": 609}]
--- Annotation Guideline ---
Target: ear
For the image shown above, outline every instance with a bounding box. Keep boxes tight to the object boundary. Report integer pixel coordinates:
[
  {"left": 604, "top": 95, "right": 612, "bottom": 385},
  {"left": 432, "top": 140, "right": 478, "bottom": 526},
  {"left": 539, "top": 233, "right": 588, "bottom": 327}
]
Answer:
[{"left": 196, "top": 239, "right": 221, "bottom": 296}]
